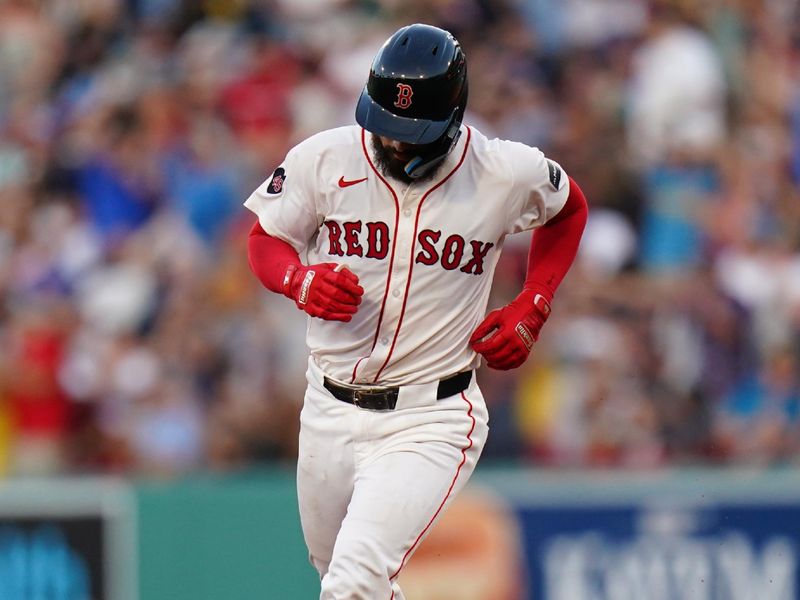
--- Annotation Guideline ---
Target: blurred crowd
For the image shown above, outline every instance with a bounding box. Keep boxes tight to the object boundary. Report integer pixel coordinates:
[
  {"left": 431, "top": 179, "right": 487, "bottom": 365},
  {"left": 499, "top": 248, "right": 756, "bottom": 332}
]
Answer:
[{"left": 0, "top": 0, "right": 798, "bottom": 477}]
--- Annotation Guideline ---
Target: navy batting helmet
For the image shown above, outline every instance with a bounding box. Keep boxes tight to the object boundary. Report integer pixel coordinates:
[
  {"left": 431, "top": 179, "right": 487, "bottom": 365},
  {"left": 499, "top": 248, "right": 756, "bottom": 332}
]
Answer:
[{"left": 355, "top": 24, "right": 468, "bottom": 177}]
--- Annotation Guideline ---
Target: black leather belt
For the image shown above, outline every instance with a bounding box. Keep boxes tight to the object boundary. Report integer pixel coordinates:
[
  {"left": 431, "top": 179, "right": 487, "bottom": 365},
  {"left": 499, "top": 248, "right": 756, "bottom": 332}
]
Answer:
[{"left": 323, "top": 371, "right": 473, "bottom": 411}]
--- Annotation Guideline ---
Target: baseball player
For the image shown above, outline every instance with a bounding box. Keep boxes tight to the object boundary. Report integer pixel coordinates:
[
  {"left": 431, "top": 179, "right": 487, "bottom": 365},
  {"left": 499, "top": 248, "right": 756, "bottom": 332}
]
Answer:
[{"left": 245, "top": 23, "right": 588, "bottom": 600}]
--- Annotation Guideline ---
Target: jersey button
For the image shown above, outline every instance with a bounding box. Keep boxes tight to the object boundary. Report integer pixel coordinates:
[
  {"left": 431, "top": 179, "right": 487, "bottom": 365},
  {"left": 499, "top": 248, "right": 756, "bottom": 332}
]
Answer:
[
  {"left": 403, "top": 209, "right": 412, "bottom": 217},
  {"left": 392, "top": 289, "right": 401, "bottom": 298},
  {"left": 380, "top": 337, "right": 389, "bottom": 345}
]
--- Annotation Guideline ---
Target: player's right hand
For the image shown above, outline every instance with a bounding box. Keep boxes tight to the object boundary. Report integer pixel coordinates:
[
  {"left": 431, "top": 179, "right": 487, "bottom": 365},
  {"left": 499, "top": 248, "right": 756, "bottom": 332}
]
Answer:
[{"left": 282, "top": 263, "right": 364, "bottom": 321}]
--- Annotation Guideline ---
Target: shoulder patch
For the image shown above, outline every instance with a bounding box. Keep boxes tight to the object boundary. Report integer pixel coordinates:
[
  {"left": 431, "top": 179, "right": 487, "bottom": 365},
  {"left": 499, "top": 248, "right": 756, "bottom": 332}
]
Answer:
[
  {"left": 546, "top": 159, "right": 562, "bottom": 190},
  {"left": 267, "top": 167, "right": 286, "bottom": 194}
]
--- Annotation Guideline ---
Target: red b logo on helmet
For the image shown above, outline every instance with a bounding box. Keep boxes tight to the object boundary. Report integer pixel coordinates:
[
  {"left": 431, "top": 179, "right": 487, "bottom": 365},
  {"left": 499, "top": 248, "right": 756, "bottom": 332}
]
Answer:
[{"left": 394, "top": 83, "right": 413, "bottom": 109}]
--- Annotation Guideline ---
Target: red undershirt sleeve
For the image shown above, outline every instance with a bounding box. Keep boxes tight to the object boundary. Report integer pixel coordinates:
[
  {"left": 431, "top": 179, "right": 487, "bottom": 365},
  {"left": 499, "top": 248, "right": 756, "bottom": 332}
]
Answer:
[
  {"left": 523, "top": 176, "right": 588, "bottom": 302},
  {"left": 247, "top": 220, "right": 302, "bottom": 295}
]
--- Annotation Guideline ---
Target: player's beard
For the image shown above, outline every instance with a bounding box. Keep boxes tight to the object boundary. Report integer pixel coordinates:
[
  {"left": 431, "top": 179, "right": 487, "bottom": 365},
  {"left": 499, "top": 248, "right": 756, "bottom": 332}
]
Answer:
[{"left": 370, "top": 135, "right": 445, "bottom": 184}]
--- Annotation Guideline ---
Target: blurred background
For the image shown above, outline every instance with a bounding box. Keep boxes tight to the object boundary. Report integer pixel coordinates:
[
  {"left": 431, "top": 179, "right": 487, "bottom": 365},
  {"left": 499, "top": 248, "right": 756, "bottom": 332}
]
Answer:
[{"left": 0, "top": 0, "right": 799, "bottom": 598}]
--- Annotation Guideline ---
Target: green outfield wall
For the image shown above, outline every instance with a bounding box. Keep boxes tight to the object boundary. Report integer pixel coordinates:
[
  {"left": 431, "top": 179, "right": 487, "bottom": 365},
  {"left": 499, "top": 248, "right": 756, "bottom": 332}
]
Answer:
[{"left": 137, "top": 470, "right": 318, "bottom": 600}]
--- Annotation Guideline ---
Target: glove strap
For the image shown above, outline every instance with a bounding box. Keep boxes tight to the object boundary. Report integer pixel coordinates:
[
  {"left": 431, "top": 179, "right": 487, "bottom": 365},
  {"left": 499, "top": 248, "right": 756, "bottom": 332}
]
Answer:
[
  {"left": 282, "top": 264, "right": 299, "bottom": 299},
  {"left": 533, "top": 293, "right": 551, "bottom": 317},
  {"left": 514, "top": 291, "right": 551, "bottom": 350}
]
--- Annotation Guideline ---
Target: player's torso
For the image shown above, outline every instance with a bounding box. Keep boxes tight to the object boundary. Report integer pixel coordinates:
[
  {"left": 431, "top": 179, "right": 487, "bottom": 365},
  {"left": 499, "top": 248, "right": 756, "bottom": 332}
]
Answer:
[{"left": 306, "top": 126, "right": 514, "bottom": 385}]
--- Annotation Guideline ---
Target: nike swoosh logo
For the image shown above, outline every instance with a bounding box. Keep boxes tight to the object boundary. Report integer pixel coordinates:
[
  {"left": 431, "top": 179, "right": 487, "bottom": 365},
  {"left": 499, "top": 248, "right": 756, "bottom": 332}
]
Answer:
[{"left": 338, "top": 176, "right": 368, "bottom": 188}]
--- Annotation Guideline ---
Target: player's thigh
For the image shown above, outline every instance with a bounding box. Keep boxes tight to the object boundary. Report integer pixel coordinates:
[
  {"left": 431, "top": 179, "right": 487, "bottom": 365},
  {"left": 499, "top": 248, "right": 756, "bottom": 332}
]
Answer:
[
  {"left": 297, "top": 386, "right": 356, "bottom": 567},
  {"left": 332, "top": 410, "right": 488, "bottom": 576}
]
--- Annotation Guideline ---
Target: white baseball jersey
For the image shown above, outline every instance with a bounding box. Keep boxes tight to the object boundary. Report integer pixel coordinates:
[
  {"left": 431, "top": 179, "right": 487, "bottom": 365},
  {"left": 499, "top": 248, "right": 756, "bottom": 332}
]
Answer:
[{"left": 244, "top": 124, "right": 569, "bottom": 386}]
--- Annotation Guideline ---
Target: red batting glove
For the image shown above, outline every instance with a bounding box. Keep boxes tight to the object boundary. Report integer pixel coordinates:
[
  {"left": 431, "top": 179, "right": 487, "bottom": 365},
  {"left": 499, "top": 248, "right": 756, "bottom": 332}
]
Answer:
[
  {"left": 282, "top": 263, "right": 364, "bottom": 322},
  {"left": 469, "top": 289, "right": 551, "bottom": 370}
]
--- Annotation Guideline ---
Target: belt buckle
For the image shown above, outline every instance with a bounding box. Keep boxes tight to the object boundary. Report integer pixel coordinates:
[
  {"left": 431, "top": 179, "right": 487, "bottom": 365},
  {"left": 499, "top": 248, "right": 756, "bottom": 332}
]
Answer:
[{"left": 353, "top": 387, "right": 393, "bottom": 411}]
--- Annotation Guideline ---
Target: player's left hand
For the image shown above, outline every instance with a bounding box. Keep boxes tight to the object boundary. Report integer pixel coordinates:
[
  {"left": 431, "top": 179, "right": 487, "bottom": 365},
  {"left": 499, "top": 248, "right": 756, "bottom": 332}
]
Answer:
[{"left": 469, "top": 289, "right": 551, "bottom": 370}]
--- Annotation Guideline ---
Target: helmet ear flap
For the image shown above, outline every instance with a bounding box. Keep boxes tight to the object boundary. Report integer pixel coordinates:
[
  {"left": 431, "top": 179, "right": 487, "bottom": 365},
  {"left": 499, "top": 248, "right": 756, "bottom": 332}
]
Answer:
[{"left": 402, "top": 110, "right": 463, "bottom": 179}]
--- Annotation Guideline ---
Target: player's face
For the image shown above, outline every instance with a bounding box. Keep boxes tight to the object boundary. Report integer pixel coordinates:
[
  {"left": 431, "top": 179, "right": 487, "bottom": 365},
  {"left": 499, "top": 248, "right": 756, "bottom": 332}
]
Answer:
[
  {"left": 377, "top": 136, "right": 416, "bottom": 161},
  {"left": 371, "top": 135, "right": 442, "bottom": 184}
]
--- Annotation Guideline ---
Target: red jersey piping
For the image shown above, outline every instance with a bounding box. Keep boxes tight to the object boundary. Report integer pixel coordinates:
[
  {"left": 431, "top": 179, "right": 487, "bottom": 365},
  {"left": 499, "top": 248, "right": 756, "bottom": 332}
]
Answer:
[
  {"left": 352, "top": 129, "right": 401, "bottom": 382},
  {"left": 373, "top": 126, "right": 472, "bottom": 382}
]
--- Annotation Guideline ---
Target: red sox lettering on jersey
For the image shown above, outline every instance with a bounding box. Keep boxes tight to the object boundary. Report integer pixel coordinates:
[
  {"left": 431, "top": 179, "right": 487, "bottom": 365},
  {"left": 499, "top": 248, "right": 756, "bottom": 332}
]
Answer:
[
  {"left": 323, "top": 220, "right": 494, "bottom": 275},
  {"left": 244, "top": 124, "right": 569, "bottom": 386}
]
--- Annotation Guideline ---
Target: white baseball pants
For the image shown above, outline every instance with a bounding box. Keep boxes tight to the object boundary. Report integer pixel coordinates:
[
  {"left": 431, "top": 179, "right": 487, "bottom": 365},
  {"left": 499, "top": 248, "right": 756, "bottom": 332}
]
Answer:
[{"left": 297, "top": 358, "right": 489, "bottom": 600}]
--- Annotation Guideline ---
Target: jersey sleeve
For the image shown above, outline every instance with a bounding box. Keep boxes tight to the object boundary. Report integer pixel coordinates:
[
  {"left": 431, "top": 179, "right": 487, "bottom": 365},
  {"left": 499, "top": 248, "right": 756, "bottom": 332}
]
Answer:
[
  {"left": 502, "top": 141, "right": 570, "bottom": 235},
  {"left": 243, "top": 142, "right": 321, "bottom": 254}
]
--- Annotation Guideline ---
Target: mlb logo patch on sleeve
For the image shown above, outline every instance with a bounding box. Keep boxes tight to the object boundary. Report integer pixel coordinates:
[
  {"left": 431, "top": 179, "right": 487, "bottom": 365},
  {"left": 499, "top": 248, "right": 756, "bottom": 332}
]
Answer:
[
  {"left": 546, "top": 160, "right": 562, "bottom": 190},
  {"left": 267, "top": 167, "right": 287, "bottom": 194}
]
